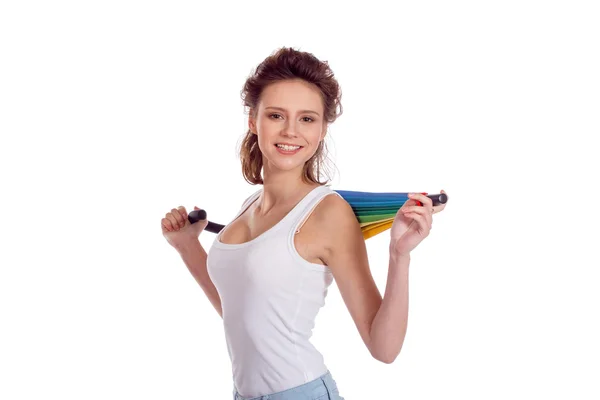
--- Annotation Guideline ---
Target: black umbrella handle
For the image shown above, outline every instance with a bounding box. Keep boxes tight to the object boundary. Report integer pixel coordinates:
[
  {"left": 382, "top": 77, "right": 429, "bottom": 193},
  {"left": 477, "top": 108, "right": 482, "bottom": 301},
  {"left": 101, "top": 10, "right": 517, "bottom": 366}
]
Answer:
[
  {"left": 187, "top": 209, "right": 225, "bottom": 234},
  {"left": 188, "top": 193, "right": 448, "bottom": 234},
  {"left": 424, "top": 193, "right": 448, "bottom": 206}
]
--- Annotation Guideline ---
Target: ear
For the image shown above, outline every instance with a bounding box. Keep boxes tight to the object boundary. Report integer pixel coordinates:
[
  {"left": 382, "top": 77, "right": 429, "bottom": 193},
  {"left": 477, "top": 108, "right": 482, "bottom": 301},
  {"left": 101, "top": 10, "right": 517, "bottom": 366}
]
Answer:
[
  {"left": 321, "top": 122, "right": 328, "bottom": 141},
  {"left": 248, "top": 109, "right": 257, "bottom": 135}
]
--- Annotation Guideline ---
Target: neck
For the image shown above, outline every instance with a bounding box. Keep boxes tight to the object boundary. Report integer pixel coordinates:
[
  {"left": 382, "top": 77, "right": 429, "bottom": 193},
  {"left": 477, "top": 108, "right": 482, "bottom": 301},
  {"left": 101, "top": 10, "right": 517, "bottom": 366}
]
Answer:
[{"left": 257, "top": 166, "right": 319, "bottom": 215}]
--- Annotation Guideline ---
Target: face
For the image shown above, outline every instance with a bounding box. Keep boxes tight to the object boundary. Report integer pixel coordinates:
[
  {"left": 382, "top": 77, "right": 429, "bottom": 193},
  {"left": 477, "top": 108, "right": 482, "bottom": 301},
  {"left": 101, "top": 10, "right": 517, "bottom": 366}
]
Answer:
[{"left": 249, "top": 79, "right": 327, "bottom": 177}]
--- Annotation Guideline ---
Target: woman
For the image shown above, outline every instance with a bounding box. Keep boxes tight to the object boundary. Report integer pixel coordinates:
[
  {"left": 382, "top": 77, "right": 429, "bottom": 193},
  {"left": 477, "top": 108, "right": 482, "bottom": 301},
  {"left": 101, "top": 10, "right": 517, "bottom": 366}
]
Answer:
[{"left": 161, "top": 47, "right": 446, "bottom": 400}]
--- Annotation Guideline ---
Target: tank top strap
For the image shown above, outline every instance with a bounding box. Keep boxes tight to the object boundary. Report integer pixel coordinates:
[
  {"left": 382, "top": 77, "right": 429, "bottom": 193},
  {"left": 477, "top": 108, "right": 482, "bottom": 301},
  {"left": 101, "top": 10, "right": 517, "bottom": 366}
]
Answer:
[
  {"left": 288, "top": 184, "right": 341, "bottom": 234},
  {"left": 225, "top": 188, "right": 262, "bottom": 226},
  {"left": 240, "top": 188, "right": 262, "bottom": 211}
]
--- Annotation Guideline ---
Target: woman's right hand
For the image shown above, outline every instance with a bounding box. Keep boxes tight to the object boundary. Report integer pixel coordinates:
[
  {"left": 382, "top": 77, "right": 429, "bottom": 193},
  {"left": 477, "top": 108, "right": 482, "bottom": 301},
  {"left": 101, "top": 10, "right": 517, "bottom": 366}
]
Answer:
[{"left": 161, "top": 206, "right": 208, "bottom": 251}]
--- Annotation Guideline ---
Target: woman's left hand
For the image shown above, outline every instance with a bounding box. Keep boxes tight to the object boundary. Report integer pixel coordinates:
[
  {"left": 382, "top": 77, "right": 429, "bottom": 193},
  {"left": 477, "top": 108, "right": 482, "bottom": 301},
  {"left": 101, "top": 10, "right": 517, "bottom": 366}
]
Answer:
[{"left": 390, "top": 190, "right": 447, "bottom": 257}]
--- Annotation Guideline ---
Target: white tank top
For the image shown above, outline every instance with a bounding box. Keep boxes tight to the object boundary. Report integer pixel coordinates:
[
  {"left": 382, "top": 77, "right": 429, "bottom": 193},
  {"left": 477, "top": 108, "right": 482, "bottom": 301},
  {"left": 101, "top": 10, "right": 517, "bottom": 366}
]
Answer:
[{"left": 206, "top": 184, "right": 341, "bottom": 398}]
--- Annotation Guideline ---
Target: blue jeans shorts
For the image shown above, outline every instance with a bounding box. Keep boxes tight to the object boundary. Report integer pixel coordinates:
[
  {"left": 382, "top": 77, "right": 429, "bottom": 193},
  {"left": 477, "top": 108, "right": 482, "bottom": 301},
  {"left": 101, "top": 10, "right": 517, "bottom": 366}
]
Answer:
[{"left": 233, "top": 370, "right": 345, "bottom": 399}]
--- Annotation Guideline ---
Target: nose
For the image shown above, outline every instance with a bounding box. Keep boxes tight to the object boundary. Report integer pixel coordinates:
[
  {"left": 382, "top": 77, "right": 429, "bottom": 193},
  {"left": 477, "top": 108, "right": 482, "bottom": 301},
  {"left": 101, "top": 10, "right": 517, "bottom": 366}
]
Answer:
[{"left": 281, "top": 119, "right": 299, "bottom": 137}]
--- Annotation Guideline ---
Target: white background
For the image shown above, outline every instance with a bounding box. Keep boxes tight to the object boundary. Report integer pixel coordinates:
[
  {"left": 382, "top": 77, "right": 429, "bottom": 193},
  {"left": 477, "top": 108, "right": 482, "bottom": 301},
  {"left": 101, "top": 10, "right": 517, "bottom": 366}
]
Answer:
[{"left": 1, "top": 1, "right": 599, "bottom": 399}]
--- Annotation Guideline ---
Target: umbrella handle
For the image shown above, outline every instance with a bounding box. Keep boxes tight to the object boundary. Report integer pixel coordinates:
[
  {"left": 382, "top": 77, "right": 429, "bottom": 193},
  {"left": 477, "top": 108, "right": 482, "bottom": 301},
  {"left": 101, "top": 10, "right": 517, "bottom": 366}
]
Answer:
[
  {"left": 417, "top": 193, "right": 448, "bottom": 207},
  {"left": 188, "top": 193, "right": 448, "bottom": 234},
  {"left": 186, "top": 209, "right": 225, "bottom": 234}
]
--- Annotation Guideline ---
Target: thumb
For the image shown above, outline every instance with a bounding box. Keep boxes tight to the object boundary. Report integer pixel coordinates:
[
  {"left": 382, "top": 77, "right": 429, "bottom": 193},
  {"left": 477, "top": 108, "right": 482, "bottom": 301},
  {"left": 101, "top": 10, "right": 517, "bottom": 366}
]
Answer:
[{"left": 194, "top": 206, "right": 199, "bottom": 210}]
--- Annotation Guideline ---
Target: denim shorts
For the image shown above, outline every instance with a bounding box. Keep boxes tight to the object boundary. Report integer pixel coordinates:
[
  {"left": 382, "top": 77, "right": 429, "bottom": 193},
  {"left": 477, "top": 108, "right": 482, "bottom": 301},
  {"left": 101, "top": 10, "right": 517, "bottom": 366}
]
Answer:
[{"left": 232, "top": 370, "right": 345, "bottom": 400}]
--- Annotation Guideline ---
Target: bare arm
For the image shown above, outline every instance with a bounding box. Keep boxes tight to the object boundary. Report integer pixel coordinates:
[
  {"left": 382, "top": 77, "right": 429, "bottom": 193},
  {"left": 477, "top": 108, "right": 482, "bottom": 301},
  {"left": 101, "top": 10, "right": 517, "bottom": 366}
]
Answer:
[
  {"left": 176, "top": 239, "right": 223, "bottom": 319},
  {"left": 368, "top": 252, "right": 410, "bottom": 363},
  {"left": 172, "top": 191, "right": 256, "bottom": 319},
  {"left": 318, "top": 194, "right": 408, "bottom": 364}
]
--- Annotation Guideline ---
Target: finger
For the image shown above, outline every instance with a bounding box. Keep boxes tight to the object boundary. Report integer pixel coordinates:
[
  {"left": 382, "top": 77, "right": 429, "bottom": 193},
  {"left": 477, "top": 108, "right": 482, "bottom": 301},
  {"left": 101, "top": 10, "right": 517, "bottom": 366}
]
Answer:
[
  {"left": 403, "top": 212, "right": 427, "bottom": 231},
  {"left": 403, "top": 206, "right": 433, "bottom": 226},
  {"left": 403, "top": 205, "right": 434, "bottom": 218},
  {"left": 162, "top": 218, "right": 174, "bottom": 232},
  {"left": 404, "top": 212, "right": 431, "bottom": 234},
  {"left": 408, "top": 193, "right": 433, "bottom": 208},
  {"left": 166, "top": 213, "right": 181, "bottom": 230},
  {"left": 177, "top": 206, "right": 188, "bottom": 226},
  {"left": 171, "top": 208, "right": 185, "bottom": 228}
]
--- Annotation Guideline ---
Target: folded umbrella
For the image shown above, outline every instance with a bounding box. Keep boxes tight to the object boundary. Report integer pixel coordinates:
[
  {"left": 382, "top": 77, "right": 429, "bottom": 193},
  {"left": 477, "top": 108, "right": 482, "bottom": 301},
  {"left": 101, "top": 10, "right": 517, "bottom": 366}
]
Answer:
[{"left": 189, "top": 190, "right": 447, "bottom": 240}]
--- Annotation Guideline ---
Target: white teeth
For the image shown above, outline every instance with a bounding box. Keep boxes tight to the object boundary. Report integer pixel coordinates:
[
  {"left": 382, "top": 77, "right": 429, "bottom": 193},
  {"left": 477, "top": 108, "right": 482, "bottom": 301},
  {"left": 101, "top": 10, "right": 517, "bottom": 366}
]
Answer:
[{"left": 276, "top": 144, "right": 301, "bottom": 151}]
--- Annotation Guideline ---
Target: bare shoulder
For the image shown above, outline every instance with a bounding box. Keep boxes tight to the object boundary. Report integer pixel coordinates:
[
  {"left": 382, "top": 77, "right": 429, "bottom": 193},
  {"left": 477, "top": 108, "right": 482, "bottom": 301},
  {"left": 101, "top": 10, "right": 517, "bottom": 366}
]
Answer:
[
  {"left": 314, "top": 191, "right": 355, "bottom": 222},
  {"left": 312, "top": 191, "right": 363, "bottom": 256}
]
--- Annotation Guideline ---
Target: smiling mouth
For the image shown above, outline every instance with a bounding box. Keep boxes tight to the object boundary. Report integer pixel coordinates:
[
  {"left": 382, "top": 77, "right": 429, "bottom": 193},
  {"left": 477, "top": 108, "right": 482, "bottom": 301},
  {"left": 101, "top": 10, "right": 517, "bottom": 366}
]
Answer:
[{"left": 274, "top": 144, "right": 303, "bottom": 153}]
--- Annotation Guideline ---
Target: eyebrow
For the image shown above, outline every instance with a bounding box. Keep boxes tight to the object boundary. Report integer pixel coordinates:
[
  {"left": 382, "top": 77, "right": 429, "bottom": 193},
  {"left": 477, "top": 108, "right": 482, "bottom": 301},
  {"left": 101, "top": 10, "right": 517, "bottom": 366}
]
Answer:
[{"left": 265, "top": 106, "right": 320, "bottom": 117}]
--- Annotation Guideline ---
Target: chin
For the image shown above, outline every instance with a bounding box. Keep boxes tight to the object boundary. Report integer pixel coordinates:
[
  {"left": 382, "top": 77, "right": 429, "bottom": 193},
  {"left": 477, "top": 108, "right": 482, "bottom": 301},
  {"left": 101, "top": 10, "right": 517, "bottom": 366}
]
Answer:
[{"left": 265, "top": 156, "right": 308, "bottom": 173}]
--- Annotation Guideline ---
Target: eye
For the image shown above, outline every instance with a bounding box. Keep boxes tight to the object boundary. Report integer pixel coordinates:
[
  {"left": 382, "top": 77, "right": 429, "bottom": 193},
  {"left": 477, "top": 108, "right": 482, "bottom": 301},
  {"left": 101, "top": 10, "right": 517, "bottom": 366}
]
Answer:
[{"left": 269, "top": 113, "right": 314, "bottom": 122}]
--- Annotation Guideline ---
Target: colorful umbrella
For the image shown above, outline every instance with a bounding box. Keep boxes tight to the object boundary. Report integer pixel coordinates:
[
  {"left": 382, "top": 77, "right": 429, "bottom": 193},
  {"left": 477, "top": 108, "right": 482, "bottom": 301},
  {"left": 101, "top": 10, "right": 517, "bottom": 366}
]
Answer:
[{"left": 188, "top": 190, "right": 448, "bottom": 240}]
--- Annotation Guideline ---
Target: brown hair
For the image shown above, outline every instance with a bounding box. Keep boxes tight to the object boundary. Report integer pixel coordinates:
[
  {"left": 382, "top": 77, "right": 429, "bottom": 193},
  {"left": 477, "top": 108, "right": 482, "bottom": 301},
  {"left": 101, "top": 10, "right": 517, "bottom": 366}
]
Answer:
[{"left": 237, "top": 47, "right": 343, "bottom": 185}]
